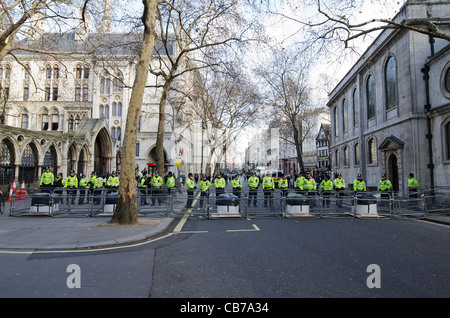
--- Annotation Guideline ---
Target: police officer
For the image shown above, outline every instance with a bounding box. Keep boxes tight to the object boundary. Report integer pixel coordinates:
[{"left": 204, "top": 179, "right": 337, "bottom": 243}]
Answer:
[
  {"left": 106, "top": 171, "right": 120, "bottom": 193},
  {"left": 378, "top": 173, "right": 392, "bottom": 205},
  {"left": 247, "top": 172, "right": 259, "bottom": 207},
  {"left": 185, "top": 173, "right": 196, "bottom": 208},
  {"left": 232, "top": 175, "right": 242, "bottom": 198},
  {"left": 53, "top": 173, "right": 64, "bottom": 204},
  {"left": 214, "top": 173, "right": 226, "bottom": 198},
  {"left": 93, "top": 172, "right": 104, "bottom": 205},
  {"left": 294, "top": 172, "right": 305, "bottom": 193},
  {"left": 278, "top": 174, "right": 289, "bottom": 198},
  {"left": 334, "top": 172, "right": 346, "bottom": 208},
  {"left": 320, "top": 174, "right": 333, "bottom": 208},
  {"left": 88, "top": 171, "right": 97, "bottom": 203},
  {"left": 65, "top": 170, "right": 78, "bottom": 204},
  {"left": 262, "top": 173, "right": 275, "bottom": 207},
  {"left": 166, "top": 171, "right": 176, "bottom": 196},
  {"left": 407, "top": 173, "right": 419, "bottom": 198},
  {"left": 139, "top": 171, "right": 150, "bottom": 205},
  {"left": 151, "top": 171, "right": 164, "bottom": 206},
  {"left": 78, "top": 174, "right": 88, "bottom": 204},
  {"left": 39, "top": 166, "right": 54, "bottom": 191},
  {"left": 303, "top": 171, "right": 317, "bottom": 206},
  {"left": 353, "top": 173, "right": 366, "bottom": 193},
  {"left": 199, "top": 175, "right": 210, "bottom": 209}
]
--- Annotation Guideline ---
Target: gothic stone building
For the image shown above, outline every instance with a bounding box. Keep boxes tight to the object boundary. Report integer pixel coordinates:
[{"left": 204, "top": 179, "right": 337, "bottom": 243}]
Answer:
[
  {"left": 0, "top": 27, "right": 197, "bottom": 187},
  {"left": 327, "top": 0, "right": 449, "bottom": 192}
]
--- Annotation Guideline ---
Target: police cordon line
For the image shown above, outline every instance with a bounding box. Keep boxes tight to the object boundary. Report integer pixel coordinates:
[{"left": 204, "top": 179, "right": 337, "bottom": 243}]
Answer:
[{"left": 2, "top": 167, "right": 433, "bottom": 219}]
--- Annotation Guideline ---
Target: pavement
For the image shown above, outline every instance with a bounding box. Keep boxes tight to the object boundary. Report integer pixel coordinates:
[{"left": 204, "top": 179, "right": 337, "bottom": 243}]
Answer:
[
  {"left": 0, "top": 199, "right": 449, "bottom": 251},
  {"left": 0, "top": 211, "right": 175, "bottom": 251}
]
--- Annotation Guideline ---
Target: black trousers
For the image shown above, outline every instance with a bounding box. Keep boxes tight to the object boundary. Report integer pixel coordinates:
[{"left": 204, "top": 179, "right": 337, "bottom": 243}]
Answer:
[
  {"left": 186, "top": 189, "right": 194, "bottom": 208},
  {"left": 248, "top": 188, "right": 257, "bottom": 206}
]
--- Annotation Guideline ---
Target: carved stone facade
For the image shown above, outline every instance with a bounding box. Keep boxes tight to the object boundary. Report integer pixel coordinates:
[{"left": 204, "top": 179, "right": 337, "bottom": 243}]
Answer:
[{"left": 0, "top": 31, "right": 198, "bottom": 186}]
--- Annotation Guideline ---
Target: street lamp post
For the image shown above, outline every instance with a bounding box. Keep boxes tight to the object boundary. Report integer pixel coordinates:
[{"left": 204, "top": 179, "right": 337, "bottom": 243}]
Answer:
[{"left": 201, "top": 121, "right": 205, "bottom": 175}]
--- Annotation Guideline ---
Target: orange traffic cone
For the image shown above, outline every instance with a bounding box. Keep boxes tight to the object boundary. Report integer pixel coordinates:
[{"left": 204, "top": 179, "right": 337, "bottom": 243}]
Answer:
[
  {"left": 8, "top": 183, "right": 13, "bottom": 201},
  {"left": 8, "top": 180, "right": 16, "bottom": 201},
  {"left": 16, "top": 180, "right": 26, "bottom": 200}
]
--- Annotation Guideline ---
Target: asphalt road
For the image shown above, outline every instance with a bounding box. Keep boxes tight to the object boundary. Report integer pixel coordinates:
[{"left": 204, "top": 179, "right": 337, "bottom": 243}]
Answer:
[{"left": 1, "top": 217, "right": 449, "bottom": 301}]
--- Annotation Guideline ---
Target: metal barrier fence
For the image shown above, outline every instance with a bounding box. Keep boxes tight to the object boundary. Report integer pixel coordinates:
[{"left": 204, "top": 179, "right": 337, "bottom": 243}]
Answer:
[
  {"left": 422, "top": 186, "right": 450, "bottom": 216},
  {"left": 7, "top": 187, "right": 182, "bottom": 218},
  {"left": 3, "top": 187, "right": 430, "bottom": 220}
]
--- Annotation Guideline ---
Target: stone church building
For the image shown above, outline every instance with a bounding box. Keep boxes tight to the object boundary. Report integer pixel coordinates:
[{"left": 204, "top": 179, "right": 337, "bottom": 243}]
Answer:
[{"left": 327, "top": 0, "right": 449, "bottom": 192}]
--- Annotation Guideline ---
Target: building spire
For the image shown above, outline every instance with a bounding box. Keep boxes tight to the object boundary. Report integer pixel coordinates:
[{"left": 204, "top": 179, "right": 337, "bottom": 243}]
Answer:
[{"left": 101, "top": 0, "right": 111, "bottom": 33}]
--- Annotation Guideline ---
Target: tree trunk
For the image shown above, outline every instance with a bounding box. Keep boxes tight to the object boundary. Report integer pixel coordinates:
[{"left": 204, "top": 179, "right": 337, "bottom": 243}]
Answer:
[
  {"left": 111, "top": 0, "right": 157, "bottom": 225},
  {"left": 155, "top": 81, "right": 171, "bottom": 175},
  {"left": 292, "top": 120, "right": 304, "bottom": 173}
]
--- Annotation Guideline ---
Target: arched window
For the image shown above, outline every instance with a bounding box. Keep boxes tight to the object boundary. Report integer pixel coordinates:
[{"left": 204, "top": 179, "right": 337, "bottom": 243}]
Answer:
[
  {"left": 24, "top": 64, "right": 31, "bottom": 79},
  {"left": 42, "top": 113, "right": 49, "bottom": 130},
  {"left": 5, "top": 65, "right": 11, "bottom": 79},
  {"left": 368, "top": 138, "right": 377, "bottom": 164},
  {"left": 111, "top": 127, "right": 116, "bottom": 140},
  {"left": 445, "top": 67, "right": 450, "bottom": 94},
  {"left": 100, "top": 71, "right": 111, "bottom": 95},
  {"left": 343, "top": 98, "right": 348, "bottom": 132},
  {"left": 385, "top": 56, "right": 397, "bottom": 110},
  {"left": 112, "top": 102, "right": 117, "bottom": 116},
  {"left": 105, "top": 105, "right": 110, "bottom": 119},
  {"left": 51, "top": 114, "right": 59, "bottom": 131},
  {"left": 367, "top": 75, "right": 376, "bottom": 120},
  {"left": 75, "top": 115, "right": 80, "bottom": 130},
  {"left": 118, "top": 102, "right": 122, "bottom": 116},
  {"left": 117, "top": 127, "right": 121, "bottom": 141},
  {"left": 53, "top": 65, "right": 59, "bottom": 79},
  {"left": 68, "top": 115, "right": 74, "bottom": 130},
  {"left": 46, "top": 65, "right": 52, "bottom": 79},
  {"left": 335, "top": 149, "right": 340, "bottom": 168},
  {"left": 21, "top": 113, "right": 29, "bottom": 129},
  {"left": 333, "top": 106, "right": 338, "bottom": 137},
  {"left": 113, "top": 71, "right": 123, "bottom": 93},
  {"left": 343, "top": 146, "right": 349, "bottom": 166},
  {"left": 354, "top": 143, "right": 360, "bottom": 165},
  {"left": 446, "top": 122, "right": 450, "bottom": 160},
  {"left": 352, "top": 89, "right": 359, "bottom": 127}
]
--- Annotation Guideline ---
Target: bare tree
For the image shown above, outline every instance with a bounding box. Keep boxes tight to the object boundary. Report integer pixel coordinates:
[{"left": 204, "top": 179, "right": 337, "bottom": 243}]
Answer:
[
  {"left": 261, "top": 0, "right": 448, "bottom": 55},
  {"left": 111, "top": 0, "right": 158, "bottom": 225},
  {"left": 193, "top": 64, "right": 262, "bottom": 176},
  {"left": 149, "top": 0, "right": 264, "bottom": 174},
  {"left": 257, "top": 49, "right": 319, "bottom": 173}
]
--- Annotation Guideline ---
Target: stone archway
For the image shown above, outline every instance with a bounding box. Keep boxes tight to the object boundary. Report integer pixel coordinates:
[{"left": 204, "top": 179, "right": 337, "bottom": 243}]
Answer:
[
  {"left": 147, "top": 146, "right": 168, "bottom": 164},
  {"left": 67, "top": 143, "right": 77, "bottom": 175},
  {"left": 43, "top": 145, "right": 58, "bottom": 174},
  {"left": 77, "top": 146, "right": 89, "bottom": 177},
  {"left": 379, "top": 135, "right": 404, "bottom": 192},
  {"left": 20, "top": 142, "right": 39, "bottom": 184},
  {"left": 94, "top": 128, "right": 112, "bottom": 175},
  {"left": 0, "top": 138, "right": 16, "bottom": 185}
]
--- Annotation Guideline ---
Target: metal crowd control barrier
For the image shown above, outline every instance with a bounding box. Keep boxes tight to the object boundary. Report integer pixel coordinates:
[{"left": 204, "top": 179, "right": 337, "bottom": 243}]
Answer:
[
  {"left": 318, "top": 190, "right": 351, "bottom": 218},
  {"left": 4, "top": 186, "right": 434, "bottom": 221},
  {"left": 422, "top": 186, "right": 450, "bottom": 217},
  {"left": 391, "top": 191, "right": 425, "bottom": 219},
  {"left": 243, "top": 190, "right": 283, "bottom": 219}
]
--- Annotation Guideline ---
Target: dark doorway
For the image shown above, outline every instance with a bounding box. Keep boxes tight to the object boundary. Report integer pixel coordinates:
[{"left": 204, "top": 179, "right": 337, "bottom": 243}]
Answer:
[{"left": 388, "top": 154, "right": 399, "bottom": 192}]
